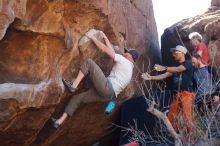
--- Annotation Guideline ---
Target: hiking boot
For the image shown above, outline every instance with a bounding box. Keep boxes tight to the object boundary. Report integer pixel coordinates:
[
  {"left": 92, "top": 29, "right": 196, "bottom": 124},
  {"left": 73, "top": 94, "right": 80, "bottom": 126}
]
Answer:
[
  {"left": 51, "top": 117, "right": 60, "bottom": 129},
  {"left": 62, "top": 78, "right": 76, "bottom": 93}
]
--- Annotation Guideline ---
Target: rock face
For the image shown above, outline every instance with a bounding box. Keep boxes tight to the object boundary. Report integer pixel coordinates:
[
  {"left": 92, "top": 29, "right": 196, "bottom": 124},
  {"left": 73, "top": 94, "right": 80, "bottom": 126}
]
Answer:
[
  {"left": 212, "top": 0, "right": 220, "bottom": 7},
  {"left": 0, "top": 0, "right": 27, "bottom": 40},
  {"left": 0, "top": 0, "right": 160, "bottom": 146},
  {"left": 161, "top": 8, "right": 220, "bottom": 73}
]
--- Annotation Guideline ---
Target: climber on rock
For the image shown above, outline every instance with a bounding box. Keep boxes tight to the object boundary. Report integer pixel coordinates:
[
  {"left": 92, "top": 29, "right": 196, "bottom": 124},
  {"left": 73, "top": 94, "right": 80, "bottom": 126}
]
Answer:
[{"left": 51, "top": 30, "right": 139, "bottom": 129}]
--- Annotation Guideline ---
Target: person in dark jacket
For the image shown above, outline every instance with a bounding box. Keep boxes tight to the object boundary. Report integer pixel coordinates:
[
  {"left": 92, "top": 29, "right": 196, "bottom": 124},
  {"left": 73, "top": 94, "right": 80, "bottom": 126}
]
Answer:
[{"left": 142, "top": 45, "right": 194, "bottom": 133}]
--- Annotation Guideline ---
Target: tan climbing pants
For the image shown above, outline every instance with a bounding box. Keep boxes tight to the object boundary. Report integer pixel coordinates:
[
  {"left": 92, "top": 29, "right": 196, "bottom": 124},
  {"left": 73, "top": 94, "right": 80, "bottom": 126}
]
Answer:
[{"left": 65, "top": 59, "right": 113, "bottom": 116}]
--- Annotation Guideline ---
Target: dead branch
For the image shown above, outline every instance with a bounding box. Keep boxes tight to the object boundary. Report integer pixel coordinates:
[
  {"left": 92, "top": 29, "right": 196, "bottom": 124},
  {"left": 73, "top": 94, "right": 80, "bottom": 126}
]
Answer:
[{"left": 147, "top": 101, "right": 182, "bottom": 146}]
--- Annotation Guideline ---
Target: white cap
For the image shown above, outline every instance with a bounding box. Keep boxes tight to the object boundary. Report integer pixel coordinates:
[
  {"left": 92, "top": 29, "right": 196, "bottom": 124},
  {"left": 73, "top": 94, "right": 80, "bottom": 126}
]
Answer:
[
  {"left": 188, "top": 32, "right": 202, "bottom": 40},
  {"left": 170, "top": 45, "right": 188, "bottom": 54}
]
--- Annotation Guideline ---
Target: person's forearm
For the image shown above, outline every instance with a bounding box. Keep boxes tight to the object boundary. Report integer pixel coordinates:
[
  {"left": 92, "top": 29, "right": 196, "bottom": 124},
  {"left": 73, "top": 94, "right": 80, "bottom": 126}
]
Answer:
[
  {"left": 90, "top": 36, "right": 109, "bottom": 52},
  {"left": 155, "top": 64, "right": 185, "bottom": 73},
  {"left": 166, "top": 66, "right": 184, "bottom": 73},
  {"left": 151, "top": 74, "right": 168, "bottom": 80},
  {"left": 103, "top": 36, "right": 115, "bottom": 52},
  {"left": 89, "top": 36, "right": 115, "bottom": 59}
]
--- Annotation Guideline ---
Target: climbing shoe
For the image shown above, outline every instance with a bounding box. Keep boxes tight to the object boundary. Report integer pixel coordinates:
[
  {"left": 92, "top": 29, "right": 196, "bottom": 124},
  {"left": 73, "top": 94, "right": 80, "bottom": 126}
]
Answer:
[
  {"left": 62, "top": 78, "right": 76, "bottom": 93},
  {"left": 105, "top": 100, "right": 115, "bottom": 114},
  {"left": 51, "top": 117, "right": 60, "bottom": 129}
]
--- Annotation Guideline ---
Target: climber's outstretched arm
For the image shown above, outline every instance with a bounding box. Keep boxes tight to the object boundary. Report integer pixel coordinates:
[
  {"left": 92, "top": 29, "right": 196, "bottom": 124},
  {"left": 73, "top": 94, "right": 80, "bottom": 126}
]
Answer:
[{"left": 86, "top": 33, "right": 115, "bottom": 59}]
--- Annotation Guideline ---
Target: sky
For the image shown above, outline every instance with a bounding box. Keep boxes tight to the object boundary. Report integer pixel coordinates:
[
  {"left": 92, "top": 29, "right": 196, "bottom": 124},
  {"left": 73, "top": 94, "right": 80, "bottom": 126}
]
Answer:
[{"left": 152, "top": 0, "right": 211, "bottom": 44}]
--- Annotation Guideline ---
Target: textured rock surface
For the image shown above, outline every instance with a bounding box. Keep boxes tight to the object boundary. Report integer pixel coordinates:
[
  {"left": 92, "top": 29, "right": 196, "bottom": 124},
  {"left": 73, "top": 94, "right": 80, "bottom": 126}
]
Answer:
[
  {"left": 0, "top": 0, "right": 160, "bottom": 146},
  {"left": 212, "top": 0, "right": 220, "bottom": 7},
  {"left": 161, "top": 9, "right": 220, "bottom": 72},
  {"left": 0, "top": 0, "right": 27, "bottom": 40}
]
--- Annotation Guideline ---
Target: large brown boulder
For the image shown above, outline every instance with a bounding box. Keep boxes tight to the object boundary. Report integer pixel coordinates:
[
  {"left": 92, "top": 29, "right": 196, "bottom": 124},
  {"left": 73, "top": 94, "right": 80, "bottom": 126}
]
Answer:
[
  {"left": 0, "top": 0, "right": 27, "bottom": 40},
  {"left": 0, "top": 0, "right": 160, "bottom": 146}
]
